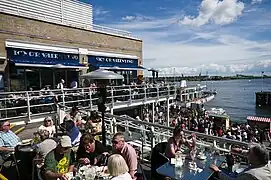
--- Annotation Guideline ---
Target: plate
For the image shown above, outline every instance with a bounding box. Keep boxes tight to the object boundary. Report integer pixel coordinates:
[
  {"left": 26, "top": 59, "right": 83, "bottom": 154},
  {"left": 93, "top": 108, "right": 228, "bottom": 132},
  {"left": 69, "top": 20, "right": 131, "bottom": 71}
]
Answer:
[
  {"left": 22, "top": 139, "right": 32, "bottom": 145},
  {"left": 197, "top": 155, "right": 207, "bottom": 160}
]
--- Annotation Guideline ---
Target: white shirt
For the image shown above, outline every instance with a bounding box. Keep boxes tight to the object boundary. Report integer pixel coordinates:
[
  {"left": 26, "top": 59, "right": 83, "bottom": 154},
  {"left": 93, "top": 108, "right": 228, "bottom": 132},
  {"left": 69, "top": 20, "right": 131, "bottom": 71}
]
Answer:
[
  {"left": 38, "top": 125, "right": 56, "bottom": 137},
  {"left": 57, "top": 83, "right": 64, "bottom": 89},
  {"left": 111, "top": 172, "right": 132, "bottom": 180}
]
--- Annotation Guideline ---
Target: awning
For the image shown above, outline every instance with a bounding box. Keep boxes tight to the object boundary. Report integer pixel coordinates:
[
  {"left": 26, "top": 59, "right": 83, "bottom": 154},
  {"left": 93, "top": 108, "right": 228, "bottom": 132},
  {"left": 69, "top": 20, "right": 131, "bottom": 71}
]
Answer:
[
  {"left": 12, "top": 60, "right": 88, "bottom": 69},
  {"left": 98, "top": 66, "right": 145, "bottom": 71},
  {"left": 247, "top": 116, "right": 271, "bottom": 123}
]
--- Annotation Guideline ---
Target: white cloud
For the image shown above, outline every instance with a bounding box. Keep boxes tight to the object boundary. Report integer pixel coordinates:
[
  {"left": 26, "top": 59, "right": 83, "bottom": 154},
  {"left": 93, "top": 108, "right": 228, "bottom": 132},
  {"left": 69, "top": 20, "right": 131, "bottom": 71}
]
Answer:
[
  {"left": 251, "top": 0, "right": 263, "bottom": 4},
  {"left": 180, "top": 0, "right": 245, "bottom": 27},
  {"left": 93, "top": 7, "right": 109, "bottom": 16},
  {"left": 104, "top": 6, "right": 271, "bottom": 76},
  {"left": 145, "top": 60, "right": 271, "bottom": 76},
  {"left": 121, "top": 15, "right": 152, "bottom": 22}
]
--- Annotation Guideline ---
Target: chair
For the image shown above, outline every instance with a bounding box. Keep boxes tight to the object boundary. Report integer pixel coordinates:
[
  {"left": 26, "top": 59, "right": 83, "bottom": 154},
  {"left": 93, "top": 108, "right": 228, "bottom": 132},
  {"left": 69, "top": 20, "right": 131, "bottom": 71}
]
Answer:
[
  {"left": 151, "top": 142, "right": 169, "bottom": 180},
  {"left": 0, "top": 153, "right": 20, "bottom": 180}
]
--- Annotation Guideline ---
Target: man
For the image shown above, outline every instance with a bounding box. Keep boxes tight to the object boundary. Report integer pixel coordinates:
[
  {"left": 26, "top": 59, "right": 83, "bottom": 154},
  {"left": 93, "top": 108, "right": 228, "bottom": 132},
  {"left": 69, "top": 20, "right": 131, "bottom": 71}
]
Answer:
[
  {"left": 210, "top": 144, "right": 271, "bottom": 180},
  {"left": 112, "top": 132, "right": 138, "bottom": 179},
  {"left": 43, "top": 136, "right": 74, "bottom": 180},
  {"left": 57, "top": 79, "right": 65, "bottom": 89},
  {"left": 71, "top": 79, "right": 78, "bottom": 89},
  {"left": 0, "top": 120, "right": 20, "bottom": 162}
]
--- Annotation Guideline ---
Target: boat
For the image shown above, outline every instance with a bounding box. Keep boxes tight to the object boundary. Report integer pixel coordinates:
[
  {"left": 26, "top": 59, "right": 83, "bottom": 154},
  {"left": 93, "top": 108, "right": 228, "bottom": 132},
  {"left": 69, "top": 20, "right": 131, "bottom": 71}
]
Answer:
[
  {"left": 206, "top": 108, "right": 230, "bottom": 130},
  {"left": 202, "top": 89, "right": 217, "bottom": 95}
]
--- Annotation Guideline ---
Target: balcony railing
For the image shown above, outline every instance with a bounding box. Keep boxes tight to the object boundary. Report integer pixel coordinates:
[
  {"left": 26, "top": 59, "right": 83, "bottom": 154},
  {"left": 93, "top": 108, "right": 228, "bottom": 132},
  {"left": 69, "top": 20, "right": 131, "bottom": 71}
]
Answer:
[{"left": 1, "top": 83, "right": 205, "bottom": 124}]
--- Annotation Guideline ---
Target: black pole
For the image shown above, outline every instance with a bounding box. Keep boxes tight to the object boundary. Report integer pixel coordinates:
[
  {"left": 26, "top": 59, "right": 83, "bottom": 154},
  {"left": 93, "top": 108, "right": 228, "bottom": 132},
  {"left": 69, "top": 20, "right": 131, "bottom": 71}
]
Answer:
[
  {"left": 98, "top": 86, "right": 107, "bottom": 147},
  {"left": 101, "top": 108, "right": 106, "bottom": 146}
]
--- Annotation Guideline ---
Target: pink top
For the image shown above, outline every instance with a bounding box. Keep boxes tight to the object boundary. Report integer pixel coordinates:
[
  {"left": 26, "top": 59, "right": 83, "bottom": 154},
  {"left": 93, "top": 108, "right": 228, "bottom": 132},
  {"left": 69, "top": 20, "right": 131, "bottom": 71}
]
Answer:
[
  {"left": 121, "top": 143, "right": 138, "bottom": 173},
  {"left": 165, "top": 137, "right": 181, "bottom": 158}
]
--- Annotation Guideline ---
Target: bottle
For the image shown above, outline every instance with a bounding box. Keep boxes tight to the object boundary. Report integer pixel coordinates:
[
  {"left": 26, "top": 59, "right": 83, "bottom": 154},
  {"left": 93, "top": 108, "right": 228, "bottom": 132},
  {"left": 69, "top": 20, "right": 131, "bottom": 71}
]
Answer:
[{"left": 175, "top": 151, "right": 183, "bottom": 179}]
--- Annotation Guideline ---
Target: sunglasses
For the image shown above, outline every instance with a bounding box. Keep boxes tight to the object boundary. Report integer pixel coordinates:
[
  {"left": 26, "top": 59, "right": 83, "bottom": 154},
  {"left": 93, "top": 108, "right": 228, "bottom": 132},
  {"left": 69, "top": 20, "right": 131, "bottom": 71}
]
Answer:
[
  {"left": 111, "top": 140, "right": 119, "bottom": 144},
  {"left": 3, "top": 124, "right": 10, "bottom": 127}
]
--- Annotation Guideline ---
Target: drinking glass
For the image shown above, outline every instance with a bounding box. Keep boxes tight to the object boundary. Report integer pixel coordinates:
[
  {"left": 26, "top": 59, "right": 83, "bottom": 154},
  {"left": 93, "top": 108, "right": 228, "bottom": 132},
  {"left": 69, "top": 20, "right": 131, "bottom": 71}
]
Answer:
[
  {"left": 210, "top": 147, "right": 216, "bottom": 159},
  {"left": 190, "top": 149, "right": 196, "bottom": 164}
]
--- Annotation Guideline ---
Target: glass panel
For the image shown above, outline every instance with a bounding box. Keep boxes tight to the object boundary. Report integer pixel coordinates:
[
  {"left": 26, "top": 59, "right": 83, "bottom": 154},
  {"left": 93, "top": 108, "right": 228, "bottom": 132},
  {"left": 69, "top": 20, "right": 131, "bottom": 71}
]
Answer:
[
  {"left": 40, "top": 68, "right": 54, "bottom": 89},
  {"left": 26, "top": 69, "right": 40, "bottom": 90},
  {"left": 9, "top": 64, "right": 25, "bottom": 91}
]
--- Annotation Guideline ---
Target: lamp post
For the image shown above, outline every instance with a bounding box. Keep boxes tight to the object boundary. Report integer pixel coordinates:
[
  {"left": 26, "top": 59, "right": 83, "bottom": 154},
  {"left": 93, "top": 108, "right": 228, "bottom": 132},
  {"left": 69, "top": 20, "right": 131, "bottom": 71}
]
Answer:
[
  {"left": 261, "top": 71, "right": 264, "bottom": 92},
  {"left": 81, "top": 69, "right": 124, "bottom": 146}
]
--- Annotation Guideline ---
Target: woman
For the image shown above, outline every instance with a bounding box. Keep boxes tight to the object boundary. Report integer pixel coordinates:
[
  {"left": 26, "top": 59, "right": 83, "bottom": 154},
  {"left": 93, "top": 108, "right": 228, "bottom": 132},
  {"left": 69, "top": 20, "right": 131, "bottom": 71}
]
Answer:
[
  {"left": 107, "top": 154, "right": 132, "bottom": 180},
  {"left": 38, "top": 116, "right": 56, "bottom": 137},
  {"left": 76, "top": 133, "right": 108, "bottom": 165},
  {"left": 165, "top": 126, "right": 195, "bottom": 158}
]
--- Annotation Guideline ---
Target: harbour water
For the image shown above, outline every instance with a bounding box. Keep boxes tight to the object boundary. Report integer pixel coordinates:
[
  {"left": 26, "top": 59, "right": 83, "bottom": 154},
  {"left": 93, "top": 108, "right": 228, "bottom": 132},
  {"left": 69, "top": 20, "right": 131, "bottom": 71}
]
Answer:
[{"left": 188, "top": 78, "right": 271, "bottom": 122}]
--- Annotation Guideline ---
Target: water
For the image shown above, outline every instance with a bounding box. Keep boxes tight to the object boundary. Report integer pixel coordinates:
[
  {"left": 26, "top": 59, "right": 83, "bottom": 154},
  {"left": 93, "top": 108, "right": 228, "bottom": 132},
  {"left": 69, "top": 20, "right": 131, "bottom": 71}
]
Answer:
[{"left": 188, "top": 78, "right": 271, "bottom": 122}]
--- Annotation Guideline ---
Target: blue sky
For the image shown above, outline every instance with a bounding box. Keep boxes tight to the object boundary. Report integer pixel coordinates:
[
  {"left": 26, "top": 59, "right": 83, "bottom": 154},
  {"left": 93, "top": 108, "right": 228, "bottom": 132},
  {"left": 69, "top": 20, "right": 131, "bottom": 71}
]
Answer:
[{"left": 80, "top": 0, "right": 271, "bottom": 76}]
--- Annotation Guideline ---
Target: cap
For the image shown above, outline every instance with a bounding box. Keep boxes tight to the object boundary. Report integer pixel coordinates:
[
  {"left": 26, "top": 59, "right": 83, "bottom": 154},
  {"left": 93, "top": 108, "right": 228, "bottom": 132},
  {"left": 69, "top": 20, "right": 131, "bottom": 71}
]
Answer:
[{"left": 60, "top": 136, "right": 72, "bottom": 148}]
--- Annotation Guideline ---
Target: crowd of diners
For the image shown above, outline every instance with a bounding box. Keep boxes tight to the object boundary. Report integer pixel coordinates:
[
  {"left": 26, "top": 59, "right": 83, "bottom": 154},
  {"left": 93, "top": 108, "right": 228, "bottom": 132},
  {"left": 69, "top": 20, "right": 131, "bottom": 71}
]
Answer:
[
  {"left": 165, "top": 124, "right": 271, "bottom": 180},
  {"left": 142, "top": 103, "right": 271, "bottom": 146},
  {"left": 0, "top": 107, "right": 140, "bottom": 180}
]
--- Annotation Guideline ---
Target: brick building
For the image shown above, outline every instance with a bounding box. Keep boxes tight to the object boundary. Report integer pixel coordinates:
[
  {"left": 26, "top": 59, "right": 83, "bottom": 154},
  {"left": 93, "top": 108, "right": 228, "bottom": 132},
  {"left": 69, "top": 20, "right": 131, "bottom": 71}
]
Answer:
[{"left": 0, "top": 0, "right": 143, "bottom": 91}]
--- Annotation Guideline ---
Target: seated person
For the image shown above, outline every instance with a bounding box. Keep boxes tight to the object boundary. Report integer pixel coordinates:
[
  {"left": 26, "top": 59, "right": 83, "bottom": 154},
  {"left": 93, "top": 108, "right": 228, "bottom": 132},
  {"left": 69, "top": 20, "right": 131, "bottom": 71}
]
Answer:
[
  {"left": 112, "top": 132, "right": 137, "bottom": 179},
  {"left": 165, "top": 125, "right": 195, "bottom": 158},
  {"left": 107, "top": 154, "right": 132, "bottom": 180},
  {"left": 33, "top": 132, "right": 58, "bottom": 167},
  {"left": 60, "top": 120, "right": 81, "bottom": 147},
  {"left": 43, "top": 136, "right": 75, "bottom": 180},
  {"left": 38, "top": 117, "right": 56, "bottom": 137},
  {"left": 33, "top": 129, "right": 51, "bottom": 144},
  {"left": 210, "top": 144, "right": 271, "bottom": 180},
  {"left": 76, "top": 133, "right": 108, "bottom": 166},
  {"left": 0, "top": 120, "right": 20, "bottom": 162}
]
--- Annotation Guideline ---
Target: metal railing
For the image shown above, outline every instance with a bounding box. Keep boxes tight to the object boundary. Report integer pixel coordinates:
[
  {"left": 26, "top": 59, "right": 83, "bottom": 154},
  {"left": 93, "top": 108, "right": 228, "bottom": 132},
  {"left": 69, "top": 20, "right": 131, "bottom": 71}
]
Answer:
[
  {"left": 102, "top": 113, "right": 271, "bottom": 159},
  {"left": 57, "top": 105, "right": 271, "bottom": 162},
  {"left": 0, "top": 84, "right": 206, "bottom": 124}
]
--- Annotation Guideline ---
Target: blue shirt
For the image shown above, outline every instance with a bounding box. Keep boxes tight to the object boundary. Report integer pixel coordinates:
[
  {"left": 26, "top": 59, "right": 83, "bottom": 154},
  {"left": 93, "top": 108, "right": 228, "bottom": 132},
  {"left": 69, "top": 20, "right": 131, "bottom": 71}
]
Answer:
[{"left": 0, "top": 130, "right": 20, "bottom": 148}]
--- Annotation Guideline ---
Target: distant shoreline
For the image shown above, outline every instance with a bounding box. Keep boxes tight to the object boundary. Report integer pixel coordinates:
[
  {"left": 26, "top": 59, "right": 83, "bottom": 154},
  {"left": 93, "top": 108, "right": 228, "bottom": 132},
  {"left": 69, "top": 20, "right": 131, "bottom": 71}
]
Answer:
[{"left": 146, "top": 75, "right": 271, "bottom": 82}]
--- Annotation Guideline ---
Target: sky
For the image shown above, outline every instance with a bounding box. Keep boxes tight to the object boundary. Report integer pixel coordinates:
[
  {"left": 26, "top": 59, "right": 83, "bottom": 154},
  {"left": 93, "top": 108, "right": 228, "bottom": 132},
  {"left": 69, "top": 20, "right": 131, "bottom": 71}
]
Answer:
[{"left": 80, "top": 0, "right": 271, "bottom": 76}]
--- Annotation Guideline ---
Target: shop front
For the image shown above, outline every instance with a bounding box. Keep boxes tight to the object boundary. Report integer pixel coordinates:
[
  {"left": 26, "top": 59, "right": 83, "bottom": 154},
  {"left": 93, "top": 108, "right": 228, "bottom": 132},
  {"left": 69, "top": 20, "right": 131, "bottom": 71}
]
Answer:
[
  {"left": 5, "top": 41, "right": 88, "bottom": 91},
  {"left": 87, "top": 51, "right": 145, "bottom": 84}
]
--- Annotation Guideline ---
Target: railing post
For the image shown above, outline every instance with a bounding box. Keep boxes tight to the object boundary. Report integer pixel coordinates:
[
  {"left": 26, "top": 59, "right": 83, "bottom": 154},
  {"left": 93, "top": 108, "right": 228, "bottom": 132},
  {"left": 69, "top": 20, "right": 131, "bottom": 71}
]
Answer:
[
  {"left": 89, "top": 88, "right": 93, "bottom": 110},
  {"left": 156, "top": 86, "right": 159, "bottom": 99},
  {"left": 125, "top": 120, "right": 129, "bottom": 134},
  {"left": 111, "top": 87, "right": 114, "bottom": 107},
  {"left": 129, "top": 86, "right": 132, "bottom": 103},
  {"left": 26, "top": 92, "right": 31, "bottom": 123},
  {"left": 167, "top": 84, "right": 170, "bottom": 97},
  {"left": 112, "top": 117, "right": 117, "bottom": 134},
  {"left": 62, "top": 90, "right": 65, "bottom": 111},
  {"left": 144, "top": 86, "right": 147, "bottom": 101},
  {"left": 167, "top": 98, "right": 170, "bottom": 127},
  {"left": 109, "top": 119, "right": 114, "bottom": 136},
  {"left": 152, "top": 102, "right": 155, "bottom": 124},
  {"left": 150, "top": 126, "right": 155, "bottom": 149}
]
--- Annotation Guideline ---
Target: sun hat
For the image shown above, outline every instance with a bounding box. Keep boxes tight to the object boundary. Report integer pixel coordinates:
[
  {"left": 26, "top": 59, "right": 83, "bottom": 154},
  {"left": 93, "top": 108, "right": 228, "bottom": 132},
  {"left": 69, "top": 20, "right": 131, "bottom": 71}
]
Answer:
[{"left": 60, "top": 136, "right": 72, "bottom": 148}]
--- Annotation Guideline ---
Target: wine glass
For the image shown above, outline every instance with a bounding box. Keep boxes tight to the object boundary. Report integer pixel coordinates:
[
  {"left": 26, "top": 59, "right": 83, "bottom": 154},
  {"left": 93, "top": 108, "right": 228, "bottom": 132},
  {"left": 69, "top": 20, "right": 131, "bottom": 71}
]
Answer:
[
  {"left": 190, "top": 149, "right": 197, "bottom": 166},
  {"left": 210, "top": 146, "right": 216, "bottom": 159}
]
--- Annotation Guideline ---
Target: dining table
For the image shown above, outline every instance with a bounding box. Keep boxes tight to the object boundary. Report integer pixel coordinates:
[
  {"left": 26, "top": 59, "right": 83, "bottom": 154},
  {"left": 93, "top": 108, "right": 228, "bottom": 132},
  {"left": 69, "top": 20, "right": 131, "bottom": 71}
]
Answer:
[
  {"left": 157, "top": 153, "right": 226, "bottom": 180},
  {"left": 69, "top": 165, "right": 110, "bottom": 180}
]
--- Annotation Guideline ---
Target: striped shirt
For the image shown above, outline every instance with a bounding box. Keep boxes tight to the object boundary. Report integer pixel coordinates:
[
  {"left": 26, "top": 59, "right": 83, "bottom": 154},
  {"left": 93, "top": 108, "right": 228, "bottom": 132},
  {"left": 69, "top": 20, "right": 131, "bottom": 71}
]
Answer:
[{"left": 0, "top": 130, "right": 20, "bottom": 148}]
